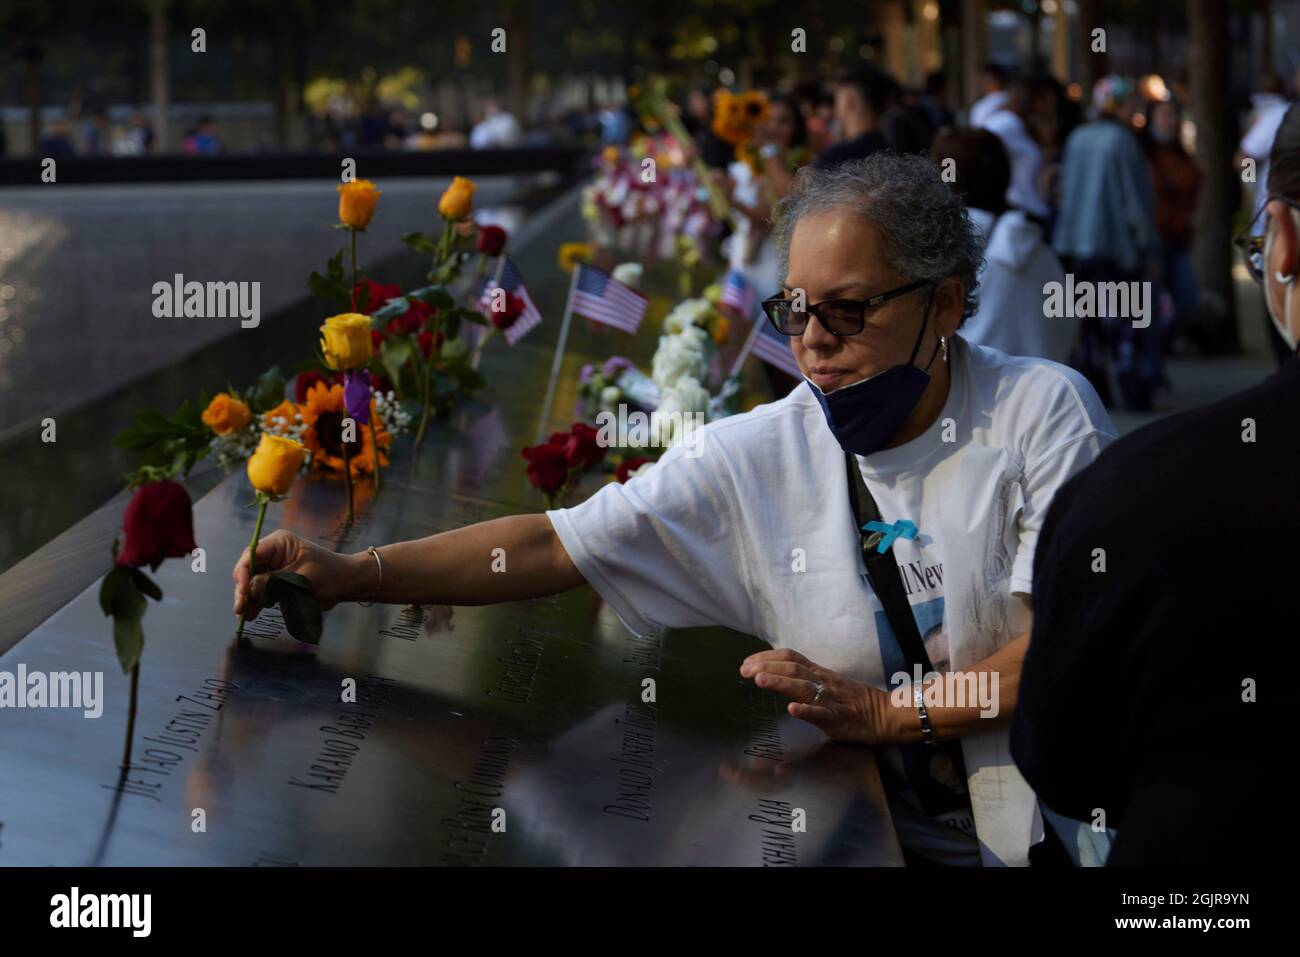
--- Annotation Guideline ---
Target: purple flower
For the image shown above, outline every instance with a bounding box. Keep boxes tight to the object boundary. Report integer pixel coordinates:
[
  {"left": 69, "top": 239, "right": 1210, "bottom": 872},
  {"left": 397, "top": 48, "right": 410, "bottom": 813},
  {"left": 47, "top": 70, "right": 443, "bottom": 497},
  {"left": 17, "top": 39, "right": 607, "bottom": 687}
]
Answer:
[
  {"left": 343, "top": 369, "right": 372, "bottom": 426},
  {"left": 601, "top": 356, "right": 633, "bottom": 381},
  {"left": 579, "top": 363, "right": 595, "bottom": 385}
]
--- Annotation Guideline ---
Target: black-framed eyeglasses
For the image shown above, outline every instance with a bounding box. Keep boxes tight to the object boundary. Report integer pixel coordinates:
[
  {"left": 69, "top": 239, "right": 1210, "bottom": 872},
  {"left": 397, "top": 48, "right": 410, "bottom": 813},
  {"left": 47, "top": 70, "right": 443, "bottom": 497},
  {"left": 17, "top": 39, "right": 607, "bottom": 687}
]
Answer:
[
  {"left": 760, "top": 279, "right": 930, "bottom": 337},
  {"left": 1235, "top": 195, "right": 1300, "bottom": 283}
]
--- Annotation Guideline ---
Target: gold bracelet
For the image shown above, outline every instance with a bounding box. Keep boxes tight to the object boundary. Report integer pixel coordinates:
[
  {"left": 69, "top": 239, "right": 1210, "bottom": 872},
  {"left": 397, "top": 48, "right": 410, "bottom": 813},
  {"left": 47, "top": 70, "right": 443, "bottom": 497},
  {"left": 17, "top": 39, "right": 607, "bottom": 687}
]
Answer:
[{"left": 356, "top": 545, "right": 383, "bottom": 607}]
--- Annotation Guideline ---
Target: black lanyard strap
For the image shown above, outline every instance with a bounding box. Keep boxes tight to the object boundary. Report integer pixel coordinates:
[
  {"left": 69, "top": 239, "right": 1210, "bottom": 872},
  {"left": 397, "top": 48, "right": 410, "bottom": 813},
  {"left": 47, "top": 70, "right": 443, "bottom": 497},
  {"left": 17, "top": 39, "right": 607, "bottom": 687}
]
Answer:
[{"left": 843, "top": 450, "right": 936, "bottom": 677}]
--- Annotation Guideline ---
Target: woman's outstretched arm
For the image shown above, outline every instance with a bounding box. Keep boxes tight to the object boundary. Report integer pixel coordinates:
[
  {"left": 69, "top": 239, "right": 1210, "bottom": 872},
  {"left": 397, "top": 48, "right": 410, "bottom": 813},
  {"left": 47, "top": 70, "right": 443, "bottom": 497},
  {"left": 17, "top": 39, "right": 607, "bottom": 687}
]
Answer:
[{"left": 232, "top": 514, "right": 585, "bottom": 620}]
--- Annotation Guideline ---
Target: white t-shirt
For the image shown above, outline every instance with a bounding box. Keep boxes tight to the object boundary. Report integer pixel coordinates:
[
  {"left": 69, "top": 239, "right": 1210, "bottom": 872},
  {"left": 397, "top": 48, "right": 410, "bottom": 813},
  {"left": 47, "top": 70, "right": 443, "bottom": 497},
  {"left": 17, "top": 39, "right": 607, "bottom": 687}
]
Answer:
[
  {"left": 548, "top": 337, "right": 1116, "bottom": 864},
  {"left": 979, "top": 109, "right": 1050, "bottom": 219},
  {"left": 964, "top": 208, "right": 1076, "bottom": 366}
]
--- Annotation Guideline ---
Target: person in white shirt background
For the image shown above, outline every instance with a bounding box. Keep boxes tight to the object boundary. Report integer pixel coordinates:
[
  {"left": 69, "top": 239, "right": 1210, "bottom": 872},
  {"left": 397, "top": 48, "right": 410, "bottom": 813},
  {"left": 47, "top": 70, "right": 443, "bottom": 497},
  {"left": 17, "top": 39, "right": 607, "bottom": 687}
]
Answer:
[
  {"left": 232, "top": 153, "right": 1115, "bottom": 867},
  {"left": 967, "top": 61, "right": 1010, "bottom": 130},
  {"left": 932, "top": 127, "right": 1075, "bottom": 365},
  {"left": 468, "top": 98, "right": 523, "bottom": 149},
  {"left": 974, "top": 77, "right": 1051, "bottom": 221}
]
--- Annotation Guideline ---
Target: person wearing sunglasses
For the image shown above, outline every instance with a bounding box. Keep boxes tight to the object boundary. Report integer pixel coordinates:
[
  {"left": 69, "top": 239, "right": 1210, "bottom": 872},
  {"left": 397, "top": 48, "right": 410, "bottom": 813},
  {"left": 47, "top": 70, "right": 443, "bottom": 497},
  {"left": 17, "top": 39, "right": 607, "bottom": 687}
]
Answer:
[
  {"left": 1010, "top": 106, "right": 1297, "bottom": 866},
  {"left": 233, "top": 152, "right": 1115, "bottom": 867}
]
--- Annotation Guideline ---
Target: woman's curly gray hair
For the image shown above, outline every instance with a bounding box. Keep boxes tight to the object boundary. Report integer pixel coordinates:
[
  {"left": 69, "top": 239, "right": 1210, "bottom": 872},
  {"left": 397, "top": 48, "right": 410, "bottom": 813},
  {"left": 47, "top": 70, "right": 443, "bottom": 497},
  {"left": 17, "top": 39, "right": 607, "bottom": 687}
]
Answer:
[{"left": 770, "top": 152, "right": 984, "bottom": 320}]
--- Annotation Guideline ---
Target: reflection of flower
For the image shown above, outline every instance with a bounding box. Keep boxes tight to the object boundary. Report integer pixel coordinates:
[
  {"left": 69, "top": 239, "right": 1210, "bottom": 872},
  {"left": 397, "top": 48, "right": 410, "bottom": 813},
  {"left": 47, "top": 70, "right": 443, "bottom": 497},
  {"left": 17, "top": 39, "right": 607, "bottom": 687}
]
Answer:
[
  {"left": 299, "top": 381, "right": 390, "bottom": 477},
  {"left": 116, "top": 480, "right": 198, "bottom": 570},
  {"left": 337, "top": 180, "right": 381, "bottom": 229},
  {"left": 202, "top": 393, "right": 252, "bottom": 436},
  {"left": 247, "top": 434, "right": 309, "bottom": 498}
]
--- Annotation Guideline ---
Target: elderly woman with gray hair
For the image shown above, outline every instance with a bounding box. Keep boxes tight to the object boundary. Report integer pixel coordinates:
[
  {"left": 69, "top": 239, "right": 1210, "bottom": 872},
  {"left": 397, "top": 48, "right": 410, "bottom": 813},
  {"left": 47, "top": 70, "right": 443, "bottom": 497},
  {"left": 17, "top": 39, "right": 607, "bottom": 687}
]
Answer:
[{"left": 233, "top": 153, "right": 1115, "bottom": 866}]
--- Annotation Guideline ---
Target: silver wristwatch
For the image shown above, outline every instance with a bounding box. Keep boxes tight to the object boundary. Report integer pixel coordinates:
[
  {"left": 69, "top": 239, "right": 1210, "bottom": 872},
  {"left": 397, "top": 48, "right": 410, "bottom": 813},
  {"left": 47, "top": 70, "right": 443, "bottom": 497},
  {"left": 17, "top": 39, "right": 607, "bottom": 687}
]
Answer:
[{"left": 913, "top": 681, "right": 937, "bottom": 749}]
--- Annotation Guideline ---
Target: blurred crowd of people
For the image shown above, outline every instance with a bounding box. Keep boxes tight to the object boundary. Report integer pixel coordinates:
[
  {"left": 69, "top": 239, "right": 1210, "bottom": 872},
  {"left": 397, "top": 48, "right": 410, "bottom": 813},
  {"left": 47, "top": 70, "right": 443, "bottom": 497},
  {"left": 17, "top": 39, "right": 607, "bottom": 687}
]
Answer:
[{"left": 651, "top": 61, "right": 1300, "bottom": 412}]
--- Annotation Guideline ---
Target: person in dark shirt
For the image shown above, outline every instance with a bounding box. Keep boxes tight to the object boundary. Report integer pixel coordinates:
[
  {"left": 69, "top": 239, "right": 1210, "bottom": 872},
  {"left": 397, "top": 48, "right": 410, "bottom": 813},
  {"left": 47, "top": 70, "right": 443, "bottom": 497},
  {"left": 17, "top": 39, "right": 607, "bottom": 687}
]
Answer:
[
  {"left": 814, "top": 66, "right": 893, "bottom": 170},
  {"left": 1010, "top": 106, "right": 1300, "bottom": 867}
]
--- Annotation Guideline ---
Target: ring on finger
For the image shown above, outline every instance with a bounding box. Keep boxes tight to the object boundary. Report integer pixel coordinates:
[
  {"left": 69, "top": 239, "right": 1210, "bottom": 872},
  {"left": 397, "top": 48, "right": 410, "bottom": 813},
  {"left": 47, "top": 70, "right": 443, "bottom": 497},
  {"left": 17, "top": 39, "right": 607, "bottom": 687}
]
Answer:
[{"left": 811, "top": 681, "right": 826, "bottom": 705}]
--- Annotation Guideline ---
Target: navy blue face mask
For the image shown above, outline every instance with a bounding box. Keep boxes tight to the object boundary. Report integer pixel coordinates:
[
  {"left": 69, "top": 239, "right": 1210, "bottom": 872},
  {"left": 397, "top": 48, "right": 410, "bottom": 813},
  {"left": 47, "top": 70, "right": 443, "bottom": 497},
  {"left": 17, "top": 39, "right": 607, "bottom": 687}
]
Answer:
[{"left": 805, "top": 289, "right": 942, "bottom": 457}]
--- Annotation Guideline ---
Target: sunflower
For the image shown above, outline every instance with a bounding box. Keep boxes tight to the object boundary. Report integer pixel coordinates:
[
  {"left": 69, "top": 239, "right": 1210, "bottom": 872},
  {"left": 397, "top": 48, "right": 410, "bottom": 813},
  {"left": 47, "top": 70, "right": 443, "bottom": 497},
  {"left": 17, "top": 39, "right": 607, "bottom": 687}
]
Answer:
[
  {"left": 298, "top": 381, "right": 391, "bottom": 477},
  {"left": 557, "top": 241, "right": 595, "bottom": 274}
]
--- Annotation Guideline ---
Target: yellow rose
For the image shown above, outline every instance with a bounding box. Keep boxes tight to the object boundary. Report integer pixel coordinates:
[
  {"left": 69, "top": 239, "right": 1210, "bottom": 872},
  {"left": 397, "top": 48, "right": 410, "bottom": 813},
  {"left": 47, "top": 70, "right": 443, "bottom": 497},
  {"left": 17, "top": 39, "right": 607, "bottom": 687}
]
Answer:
[
  {"left": 438, "top": 176, "right": 476, "bottom": 221},
  {"left": 201, "top": 393, "right": 252, "bottom": 436},
  {"left": 320, "top": 313, "right": 374, "bottom": 371},
  {"left": 246, "top": 433, "right": 308, "bottom": 498},
  {"left": 337, "top": 179, "right": 381, "bottom": 230},
  {"left": 557, "top": 242, "right": 594, "bottom": 274}
]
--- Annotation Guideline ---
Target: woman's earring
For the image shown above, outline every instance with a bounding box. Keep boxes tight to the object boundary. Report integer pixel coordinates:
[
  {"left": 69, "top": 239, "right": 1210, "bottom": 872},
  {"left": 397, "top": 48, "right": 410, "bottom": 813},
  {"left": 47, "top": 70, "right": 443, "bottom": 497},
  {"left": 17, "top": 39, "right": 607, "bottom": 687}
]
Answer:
[
  {"left": 1275, "top": 270, "right": 1295, "bottom": 284},
  {"left": 940, "top": 335, "right": 949, "bottom": 362}
]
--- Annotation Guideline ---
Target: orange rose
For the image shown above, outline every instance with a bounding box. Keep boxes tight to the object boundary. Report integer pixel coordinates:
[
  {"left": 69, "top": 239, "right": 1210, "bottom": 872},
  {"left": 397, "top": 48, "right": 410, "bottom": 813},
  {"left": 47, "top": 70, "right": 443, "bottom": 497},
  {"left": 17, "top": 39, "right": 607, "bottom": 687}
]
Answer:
[
  {"left": 201, "top": 393, "right": 252, "bottom": 436},
  {"left": 438, "top": 176, "right": 476, "bottom": 220},
  {"left": 337, "top": 179, "right": 381, "bottom": 229}
]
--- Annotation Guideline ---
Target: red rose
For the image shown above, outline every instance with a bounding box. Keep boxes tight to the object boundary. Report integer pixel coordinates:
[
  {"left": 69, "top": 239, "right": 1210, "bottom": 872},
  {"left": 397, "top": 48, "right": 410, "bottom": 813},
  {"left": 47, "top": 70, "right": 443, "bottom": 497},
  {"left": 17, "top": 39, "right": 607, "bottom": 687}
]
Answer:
[
  {"left": 616, "top": 456, "right": 650, "bottom": 483},
  {"left": 563, "top": 422, "right": 605, "bottom": 471},
  {"left": 295, "top": 370, "right": 331, "bottom": 403},
  {"left": 355, "top": 280, "right": 402, "bottom": 315},
  {"left": 116, "top": 480, "right": 198, "bottom": 571},
  {"left": 418, "top": 329, "right": 445, "bottom": 359},
  {"left": 521, "top": 443, "right": 569, "bottom": 494},
  {"left": 476, "top": 224, "right": 507, "bottom": 256}
]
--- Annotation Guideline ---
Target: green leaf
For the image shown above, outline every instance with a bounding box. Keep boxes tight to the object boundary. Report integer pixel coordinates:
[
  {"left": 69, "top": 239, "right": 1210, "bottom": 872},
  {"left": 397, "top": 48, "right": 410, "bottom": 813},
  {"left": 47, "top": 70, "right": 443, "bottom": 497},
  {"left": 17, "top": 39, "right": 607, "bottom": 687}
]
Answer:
[
  {"left": 401, "top": 232, "right": 437, "bottom": 254},
  {"left": 406, "top": 285, "right": 455, "bottom": 310},
  {"left": 276, "top": 586, "right": 323, "bottom": 645},
  {"left": 130, "top": 568, "right": 163, "bottom": 602},
  {"left": 458, "top": 307, "right": 488, "bottom": 327},
  {"left": 270, "top": 570, "right": 312, "bottom": 591},
  {"left": 99, "top": 566, "right": 147, "bottom": 673},
  {"left": 309, "top": 270, "right": 352, "bottom": 309},
  {"left": 370, "top": 297, "right": 410, "bottom": 322},
  {"left": 440, "top": 336, "right": 470, "bottom": 362},
  {"left": 98, "top": 565, "right": 131, "bottom": 616},
  {"left": 327, "top": 250, "right": 344, "bottom": 281},
  {"left": 379, "top": 336, "right": 415, "bottom": 388},
  {"left": 114, "top": 610, "right": 146, "bottom": 674},
  {"left": 249, "top": 366, "right": 287, "bottom": 413}
]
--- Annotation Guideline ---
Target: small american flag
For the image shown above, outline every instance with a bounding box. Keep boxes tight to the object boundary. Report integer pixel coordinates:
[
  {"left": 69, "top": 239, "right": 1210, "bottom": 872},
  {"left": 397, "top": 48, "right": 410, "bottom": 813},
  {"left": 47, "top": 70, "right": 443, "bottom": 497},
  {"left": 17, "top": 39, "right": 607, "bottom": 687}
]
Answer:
[
  {"left": 477, "top": 258, "right": 543, "bottom": 345},
  {"left": 750, "top": 314, "right": 803, "bottom": 378},
  {"left": 720, "top": 267, "right": 754, "bottom": 316},
  {"left": 570, "top": 262, "right": 648, "bottom": 334}
]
